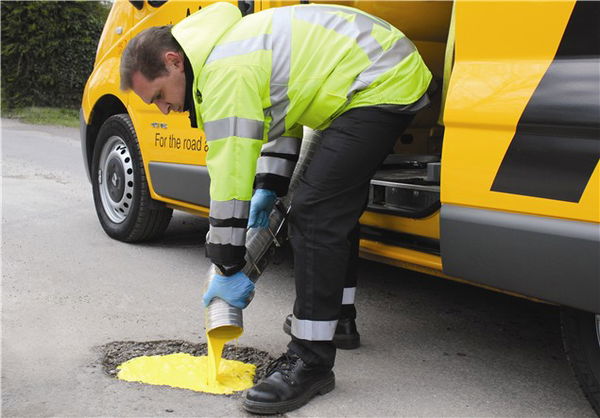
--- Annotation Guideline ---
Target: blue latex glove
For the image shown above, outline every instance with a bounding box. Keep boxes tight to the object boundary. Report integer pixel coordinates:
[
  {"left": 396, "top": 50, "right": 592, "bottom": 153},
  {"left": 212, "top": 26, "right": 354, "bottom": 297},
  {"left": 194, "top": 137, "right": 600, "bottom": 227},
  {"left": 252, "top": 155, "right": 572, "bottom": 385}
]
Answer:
[
  {"left": 203, "top": 271, "right": 255, "bottom": 309},
  {"left": 248, "top": 189, "right": 277, "bottom": 228}
]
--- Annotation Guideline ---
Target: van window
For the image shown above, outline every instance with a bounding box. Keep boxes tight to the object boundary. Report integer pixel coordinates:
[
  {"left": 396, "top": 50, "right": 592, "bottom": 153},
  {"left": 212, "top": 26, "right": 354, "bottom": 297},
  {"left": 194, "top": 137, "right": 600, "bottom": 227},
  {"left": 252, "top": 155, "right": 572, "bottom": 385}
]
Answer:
[
  {"left": 129, "top": 0, "right": 143, "bottom": 10},
  {"left": 148, "top": 0, "right": 168, "bottom": 8}
]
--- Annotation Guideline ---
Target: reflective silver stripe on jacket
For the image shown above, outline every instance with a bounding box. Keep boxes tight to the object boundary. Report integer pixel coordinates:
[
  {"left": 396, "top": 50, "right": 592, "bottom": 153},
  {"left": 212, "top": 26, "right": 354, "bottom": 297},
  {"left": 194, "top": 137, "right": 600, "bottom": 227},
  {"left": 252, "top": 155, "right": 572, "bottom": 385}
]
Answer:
[
  {"left": 207, "top": 226, "right": 247, "bottom": 246},
  {"left": 205, "top": 34, "right": 273, "bottom": 64},
  {"left": 347, "top": 36, "right": 416, "bottom": 98},
  {"left": 294, "top": 5, "right": 386, "bottom": 62},
  {"left": 204, "top": 117, "right": 264, "bottom": 141},
  {"left": 291, "top": 316, "right": 338, "bottom": 341},
  {"left": 256, "top": 156, "right": 296, "bottom": 178},
  {"left": 294, "top": 5, "right": 417, "bottom": 102},
  {"left": 267, "top": 7, "right": 293, "bottom": 140},
  {"left": 210, "top": 199, "right": 250, "bottom": 220},
  {"left": 261, "top": 136, "right": 301, "bottom": 155},
  {"left": 342, "top": 287, "right": 356, "bottom": 305},
  {"left": 297, "top": 5, "right": 390, "bottom": 30}
]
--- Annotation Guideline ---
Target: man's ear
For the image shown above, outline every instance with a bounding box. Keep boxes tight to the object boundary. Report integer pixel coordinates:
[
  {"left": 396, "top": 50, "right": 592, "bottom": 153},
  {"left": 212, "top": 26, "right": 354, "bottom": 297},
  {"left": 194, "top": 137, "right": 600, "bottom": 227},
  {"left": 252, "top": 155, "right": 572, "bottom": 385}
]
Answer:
[{"left": 164, "top": 51, "right": 184, "bottom": 72}]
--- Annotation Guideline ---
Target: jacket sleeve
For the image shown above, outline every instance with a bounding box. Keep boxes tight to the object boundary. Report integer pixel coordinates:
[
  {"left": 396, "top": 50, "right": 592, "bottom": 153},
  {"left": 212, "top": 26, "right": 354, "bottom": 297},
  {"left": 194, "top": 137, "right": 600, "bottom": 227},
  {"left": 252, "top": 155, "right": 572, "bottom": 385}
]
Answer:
[
  {"left": 254, "top": 124, "right": 302, "bottom": 197},
  {"left": 199, "top": 65, "right": 267, "bottom": 269}
]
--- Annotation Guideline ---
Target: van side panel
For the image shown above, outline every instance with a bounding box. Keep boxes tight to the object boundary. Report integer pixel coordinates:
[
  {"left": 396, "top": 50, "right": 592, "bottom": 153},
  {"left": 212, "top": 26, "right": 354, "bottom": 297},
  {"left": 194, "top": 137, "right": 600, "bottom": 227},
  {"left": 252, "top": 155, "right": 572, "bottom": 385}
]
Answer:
[
  {"left": 441, "top": 204, "right": 599, "bottom": 312},
  {"left": 442, "top": 0, "right": 599, "bottom": 224},
  {"left": 441, "top": 0, "right": 599, "bottom": 311},
  {"left": 491, "top": 1, "right": 600, "bottom": 203}
]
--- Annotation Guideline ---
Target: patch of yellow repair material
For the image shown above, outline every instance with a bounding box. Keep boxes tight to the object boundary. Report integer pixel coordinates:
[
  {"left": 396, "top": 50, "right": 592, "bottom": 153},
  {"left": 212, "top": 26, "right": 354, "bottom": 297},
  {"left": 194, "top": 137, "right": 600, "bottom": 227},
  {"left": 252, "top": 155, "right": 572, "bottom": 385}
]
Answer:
[
  {"left": 117, "top": 352, "right": 255, "bottom": 394},
  {"left": 117, "top": 326, "right": 253, "bottom": 395}
]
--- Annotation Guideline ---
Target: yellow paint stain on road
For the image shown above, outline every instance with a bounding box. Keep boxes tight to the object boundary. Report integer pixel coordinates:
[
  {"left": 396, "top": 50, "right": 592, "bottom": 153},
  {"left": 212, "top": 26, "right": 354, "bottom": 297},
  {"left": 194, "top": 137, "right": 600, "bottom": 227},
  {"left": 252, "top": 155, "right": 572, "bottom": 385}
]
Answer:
[
  {"left": 117, "top": 326, "right": 253, "bottom": 395},
  {"left": 117, "top": 352, "right": 254, "bottom": 394}
]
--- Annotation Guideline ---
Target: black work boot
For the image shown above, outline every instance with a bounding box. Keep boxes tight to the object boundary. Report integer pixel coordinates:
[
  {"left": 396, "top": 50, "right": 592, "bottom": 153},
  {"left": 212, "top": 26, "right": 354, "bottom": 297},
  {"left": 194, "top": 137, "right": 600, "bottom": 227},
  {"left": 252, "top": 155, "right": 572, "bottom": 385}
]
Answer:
[
  {"left": 242, "top": 352, "right": 335, "bottom": 415},
  {"left": 283, "top": 314, "right": 361, "bottom": 349}
]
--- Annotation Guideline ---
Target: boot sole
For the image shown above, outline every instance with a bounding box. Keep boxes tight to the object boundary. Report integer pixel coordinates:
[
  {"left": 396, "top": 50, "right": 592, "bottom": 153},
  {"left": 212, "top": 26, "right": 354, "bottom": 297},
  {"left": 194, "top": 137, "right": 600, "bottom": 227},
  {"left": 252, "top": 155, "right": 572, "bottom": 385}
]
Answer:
[
  {"left": 242, "top": 373, "right": 335, "bottom": 415},
  {"left": 283, "top": 321, "right": 360, "bottom": 350}
]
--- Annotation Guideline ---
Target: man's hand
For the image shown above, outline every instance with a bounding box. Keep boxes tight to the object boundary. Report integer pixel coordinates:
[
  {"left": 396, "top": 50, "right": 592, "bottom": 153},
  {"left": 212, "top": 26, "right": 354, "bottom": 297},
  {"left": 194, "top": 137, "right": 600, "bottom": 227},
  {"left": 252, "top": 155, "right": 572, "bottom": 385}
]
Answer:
[
  {"left": 203, "top": 271, "right": 255, "bottom": 309},
  {"left": 248, "top": 189, "right": 277, "bottom": 228}
]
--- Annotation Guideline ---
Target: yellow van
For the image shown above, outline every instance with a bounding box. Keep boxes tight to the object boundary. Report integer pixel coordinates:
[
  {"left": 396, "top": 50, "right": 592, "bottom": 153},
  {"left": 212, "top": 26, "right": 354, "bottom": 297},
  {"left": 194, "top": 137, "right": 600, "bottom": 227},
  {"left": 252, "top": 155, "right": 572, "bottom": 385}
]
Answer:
[{"left": 80, "top": 0, "right": 599, "bottom": 411}]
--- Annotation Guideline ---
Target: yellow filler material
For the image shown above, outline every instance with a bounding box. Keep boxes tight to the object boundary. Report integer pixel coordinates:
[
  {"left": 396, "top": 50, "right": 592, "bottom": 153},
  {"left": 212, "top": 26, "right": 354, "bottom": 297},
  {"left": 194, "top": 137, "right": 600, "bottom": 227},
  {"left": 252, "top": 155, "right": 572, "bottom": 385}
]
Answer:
[{"left": 117, "top": 326, "right": 253, "bottom": 395}]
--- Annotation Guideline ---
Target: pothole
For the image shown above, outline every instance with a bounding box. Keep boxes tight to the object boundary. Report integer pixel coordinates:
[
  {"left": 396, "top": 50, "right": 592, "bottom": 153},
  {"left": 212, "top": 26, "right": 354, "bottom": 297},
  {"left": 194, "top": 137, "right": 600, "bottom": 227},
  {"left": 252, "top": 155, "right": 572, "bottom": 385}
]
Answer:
[{"left": 100, "top": 340, "right": 275, "bottom": 396}]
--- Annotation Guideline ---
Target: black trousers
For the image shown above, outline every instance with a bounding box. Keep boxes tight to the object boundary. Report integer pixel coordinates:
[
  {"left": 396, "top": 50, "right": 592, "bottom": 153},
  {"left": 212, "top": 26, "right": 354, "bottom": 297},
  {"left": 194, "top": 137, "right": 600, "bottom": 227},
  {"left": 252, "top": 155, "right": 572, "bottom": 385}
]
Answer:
[{"left": 287, "top": 107, "right": 414, "bottom": 368}]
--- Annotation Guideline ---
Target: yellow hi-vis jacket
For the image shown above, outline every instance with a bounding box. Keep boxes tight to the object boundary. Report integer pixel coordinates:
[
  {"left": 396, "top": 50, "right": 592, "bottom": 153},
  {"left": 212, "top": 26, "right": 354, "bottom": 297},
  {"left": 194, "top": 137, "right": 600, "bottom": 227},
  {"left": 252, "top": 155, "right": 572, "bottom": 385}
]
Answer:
[{"left": 172, "top": 2, "right": 432, "bottom": 267}]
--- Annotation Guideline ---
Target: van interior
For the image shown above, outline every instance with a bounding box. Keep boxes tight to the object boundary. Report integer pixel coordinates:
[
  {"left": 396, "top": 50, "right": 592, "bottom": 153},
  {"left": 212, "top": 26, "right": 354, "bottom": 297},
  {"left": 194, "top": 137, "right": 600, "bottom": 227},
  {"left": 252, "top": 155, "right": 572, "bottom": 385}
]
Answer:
[{"left": 344, "top": 1, "right": 454, "bottom": 221}]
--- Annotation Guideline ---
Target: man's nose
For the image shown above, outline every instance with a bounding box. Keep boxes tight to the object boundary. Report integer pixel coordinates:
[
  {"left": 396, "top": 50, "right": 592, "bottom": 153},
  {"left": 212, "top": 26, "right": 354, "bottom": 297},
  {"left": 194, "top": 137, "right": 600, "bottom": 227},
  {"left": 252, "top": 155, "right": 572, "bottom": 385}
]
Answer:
[{"left": 156, "top": 101, "right": 170, "bottom": 115}]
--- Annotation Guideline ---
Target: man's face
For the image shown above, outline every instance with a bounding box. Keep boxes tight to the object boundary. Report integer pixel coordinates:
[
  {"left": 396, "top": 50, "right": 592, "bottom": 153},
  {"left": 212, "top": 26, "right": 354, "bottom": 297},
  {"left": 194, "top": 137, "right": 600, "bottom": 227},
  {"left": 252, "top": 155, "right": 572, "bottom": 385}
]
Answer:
[{"left": 131, "top": 51, "right": 186, "bottom": 115}]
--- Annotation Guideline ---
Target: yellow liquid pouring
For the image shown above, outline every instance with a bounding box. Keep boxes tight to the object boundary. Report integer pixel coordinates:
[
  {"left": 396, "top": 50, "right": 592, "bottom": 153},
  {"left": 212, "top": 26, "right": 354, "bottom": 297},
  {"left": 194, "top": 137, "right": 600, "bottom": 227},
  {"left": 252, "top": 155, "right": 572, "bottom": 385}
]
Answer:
[
  {"left": 206, "top": 325, "right": 243, "bottom": 382},
  {"left": 116, "top": 325, "right": 252, "bottom": 394}
]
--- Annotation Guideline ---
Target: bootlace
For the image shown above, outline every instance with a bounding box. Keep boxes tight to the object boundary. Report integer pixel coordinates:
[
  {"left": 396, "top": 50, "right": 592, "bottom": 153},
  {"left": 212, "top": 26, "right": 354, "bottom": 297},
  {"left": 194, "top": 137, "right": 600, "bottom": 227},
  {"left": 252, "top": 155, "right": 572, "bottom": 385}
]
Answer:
[{"left": 265, "top": 353, "right": 299, "bottom": 377}]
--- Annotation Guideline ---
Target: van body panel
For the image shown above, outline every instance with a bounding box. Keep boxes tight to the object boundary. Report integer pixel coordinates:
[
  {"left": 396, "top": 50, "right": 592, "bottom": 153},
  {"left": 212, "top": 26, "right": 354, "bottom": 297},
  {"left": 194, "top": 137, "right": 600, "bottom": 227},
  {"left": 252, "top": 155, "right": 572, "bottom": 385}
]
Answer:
[
  {"left": 441, "top": 204, "right": 600, "bottom": 312},
  {"left": 442, "top": 0, "right": 599, "bottom": 224}
]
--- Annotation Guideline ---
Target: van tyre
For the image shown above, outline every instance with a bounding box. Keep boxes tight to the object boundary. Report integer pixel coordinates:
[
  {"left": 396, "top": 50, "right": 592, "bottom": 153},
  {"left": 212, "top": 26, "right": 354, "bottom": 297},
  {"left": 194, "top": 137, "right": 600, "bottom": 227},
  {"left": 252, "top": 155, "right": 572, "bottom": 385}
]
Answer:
[
  {"left": 561, "top": 307, "right": 600, "bottom": 415},
  {"left": 92, "top": 114, "right": 172, "bottom": 242}
]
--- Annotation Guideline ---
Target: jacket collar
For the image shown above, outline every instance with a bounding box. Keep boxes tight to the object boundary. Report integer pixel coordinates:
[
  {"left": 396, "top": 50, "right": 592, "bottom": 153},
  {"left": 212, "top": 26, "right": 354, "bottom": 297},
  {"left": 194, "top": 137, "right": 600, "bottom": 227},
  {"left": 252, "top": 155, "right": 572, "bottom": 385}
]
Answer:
[
  {"left": 182, "top": 55, "right": 197, "bottom": 127},
  {"left": 172, "top": 3, "right": 241, "bottom": 129},
  {"left": 172, "top": 2, "right": 241, "bottom": 85}
]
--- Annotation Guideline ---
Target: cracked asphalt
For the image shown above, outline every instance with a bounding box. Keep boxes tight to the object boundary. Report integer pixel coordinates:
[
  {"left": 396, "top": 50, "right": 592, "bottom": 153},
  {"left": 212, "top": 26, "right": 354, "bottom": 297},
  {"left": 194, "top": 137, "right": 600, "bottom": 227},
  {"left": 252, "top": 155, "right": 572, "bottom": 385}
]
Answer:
[{"left": 1, "top": 118, "right": 595, "bottom": 417}]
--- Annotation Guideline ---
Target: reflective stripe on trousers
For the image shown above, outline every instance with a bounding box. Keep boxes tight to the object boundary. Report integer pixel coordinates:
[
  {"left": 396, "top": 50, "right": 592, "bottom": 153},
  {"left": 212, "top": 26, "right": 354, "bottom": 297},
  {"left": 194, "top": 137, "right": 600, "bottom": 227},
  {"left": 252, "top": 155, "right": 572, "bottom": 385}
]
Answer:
[
  {"left": 291, "top": 316, "right": 338, "bottom": 341},
  {"left": 342, "top": 287, "right": 356, "bottom": 305}
]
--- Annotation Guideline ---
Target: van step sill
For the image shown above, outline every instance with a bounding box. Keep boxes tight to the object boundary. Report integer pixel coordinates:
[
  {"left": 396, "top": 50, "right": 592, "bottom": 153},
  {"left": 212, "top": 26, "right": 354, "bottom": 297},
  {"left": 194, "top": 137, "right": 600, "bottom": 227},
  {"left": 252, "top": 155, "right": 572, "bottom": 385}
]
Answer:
[
  {"left": 369, "top": 166, "right": 440, "bottom": 218},
  {"left": 371, "top": 179, "right": 440, "bottom": 193}
]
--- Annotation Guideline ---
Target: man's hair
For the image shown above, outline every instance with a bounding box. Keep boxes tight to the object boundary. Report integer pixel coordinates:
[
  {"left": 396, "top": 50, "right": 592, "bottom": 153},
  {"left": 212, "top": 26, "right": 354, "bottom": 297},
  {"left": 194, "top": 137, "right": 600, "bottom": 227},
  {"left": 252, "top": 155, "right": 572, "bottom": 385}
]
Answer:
[{"left": 120, "top": 25, "right": 182, "bottom": 91}]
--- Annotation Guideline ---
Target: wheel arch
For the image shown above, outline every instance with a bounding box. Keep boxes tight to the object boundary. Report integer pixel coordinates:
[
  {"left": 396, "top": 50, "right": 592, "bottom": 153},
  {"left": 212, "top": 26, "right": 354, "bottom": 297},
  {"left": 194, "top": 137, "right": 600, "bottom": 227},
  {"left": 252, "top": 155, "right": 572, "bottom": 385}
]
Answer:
[{"left": 82, "top": 94, "right": 128, "bottom": 181}]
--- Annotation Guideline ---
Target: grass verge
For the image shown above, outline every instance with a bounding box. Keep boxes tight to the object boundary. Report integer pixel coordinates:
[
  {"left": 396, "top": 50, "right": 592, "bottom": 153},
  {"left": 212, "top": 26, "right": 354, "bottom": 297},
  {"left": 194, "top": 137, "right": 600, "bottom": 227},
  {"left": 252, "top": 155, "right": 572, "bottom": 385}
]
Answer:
[{"left": 2, "top": 107, "right": 79, "bottom": 128}]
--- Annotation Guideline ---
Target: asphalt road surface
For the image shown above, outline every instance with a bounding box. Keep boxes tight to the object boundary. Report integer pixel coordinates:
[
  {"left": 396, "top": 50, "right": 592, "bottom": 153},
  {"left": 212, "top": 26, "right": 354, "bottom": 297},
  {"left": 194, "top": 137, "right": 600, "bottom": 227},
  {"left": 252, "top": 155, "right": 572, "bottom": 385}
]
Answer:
[{"left": 2, "top": 118, "right": 595, "bottom": 417}]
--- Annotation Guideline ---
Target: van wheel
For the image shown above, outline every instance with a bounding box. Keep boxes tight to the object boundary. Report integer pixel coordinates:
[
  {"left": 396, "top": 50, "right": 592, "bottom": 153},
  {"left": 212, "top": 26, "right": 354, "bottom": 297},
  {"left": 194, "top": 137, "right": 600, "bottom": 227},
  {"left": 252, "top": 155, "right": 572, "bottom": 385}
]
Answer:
[
  {"left": 561, "top": 307, "right": 600, "bottom": 414},
  {"left": 91, "top": 114, "right": 172, "bottom": 242}
]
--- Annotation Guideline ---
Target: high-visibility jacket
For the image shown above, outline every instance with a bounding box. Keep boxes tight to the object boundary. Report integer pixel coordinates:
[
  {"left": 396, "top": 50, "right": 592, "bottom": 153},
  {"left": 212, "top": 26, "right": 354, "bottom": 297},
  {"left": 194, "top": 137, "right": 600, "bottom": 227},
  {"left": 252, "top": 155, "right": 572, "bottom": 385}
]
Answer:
[{"left": 172, "top": 2, "right": 432, "bottom": 268}]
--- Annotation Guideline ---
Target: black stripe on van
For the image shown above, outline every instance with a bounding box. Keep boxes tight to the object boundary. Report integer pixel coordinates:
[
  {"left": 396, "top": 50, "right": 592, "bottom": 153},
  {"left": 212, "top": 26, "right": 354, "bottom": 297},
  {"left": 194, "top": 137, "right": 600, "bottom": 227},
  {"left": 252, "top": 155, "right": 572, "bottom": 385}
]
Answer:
[{"left": 491, "top": 1, "right": 600, "bottom": 203}]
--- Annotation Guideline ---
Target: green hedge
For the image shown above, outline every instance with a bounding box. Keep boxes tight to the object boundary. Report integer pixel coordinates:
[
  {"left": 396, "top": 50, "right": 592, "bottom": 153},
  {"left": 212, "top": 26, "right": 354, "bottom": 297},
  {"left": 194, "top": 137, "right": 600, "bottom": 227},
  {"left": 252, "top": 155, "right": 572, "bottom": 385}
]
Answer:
[{"left": 1, "top": 1, "right": 109, "bottom": 109}]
